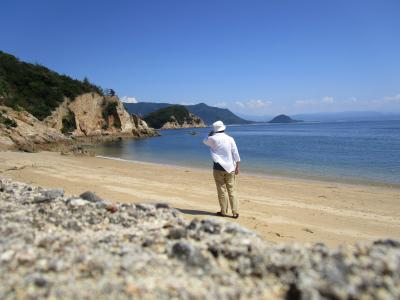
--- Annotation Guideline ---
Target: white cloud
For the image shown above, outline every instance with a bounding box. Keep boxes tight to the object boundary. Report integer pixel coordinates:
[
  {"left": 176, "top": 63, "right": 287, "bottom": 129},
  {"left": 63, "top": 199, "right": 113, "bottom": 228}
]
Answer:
[
  {"left": 250, "top": 99, "right": 270, "bottom": 108},
  {"left": 235, "top": 101, "right": 245, "bottom": 108},
  {"left": 294, "top": 97, "right": 334, "bottom": 107},
  {"left": 342, "top": 96, "right": 358, "bottom": 105},
  {"left": 295, "top": 99, "right": 315, "bottom": 107},
  {"left": 322, "top": 96, "right": 334, "bottom": 104},
  {"left": 290, "top": 93, "right": 400, "bottom": 114},
  {"left": 383, "top": 94, "right": 400, "bottom": 102},
  {"left": 369, "top": 94, "right": 400, "bottom": 105},
  {"left": 121, "top": 96, "right": 138, "bottom": 103},
  {"left": 235, "top": 99, "right": 272, "bottom": 109},
  {"left": 180, "top": 101, "right": 195, "bottom": 105}
]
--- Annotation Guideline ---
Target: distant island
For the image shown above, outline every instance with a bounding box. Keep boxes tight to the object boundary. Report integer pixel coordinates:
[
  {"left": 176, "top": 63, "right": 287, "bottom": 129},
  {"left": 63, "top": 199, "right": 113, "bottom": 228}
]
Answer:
[
  {"left": 242, "top": 111, "right": 400, "bottom": 123},
  {"left": 144, "top": 105, "right": 205, "bottom": 129},
  {"left": 268, "top": 114, "right": 303, "bottom": 123},
  {"left": 124, "top": 102, "right": 252, "bottom": 125}
]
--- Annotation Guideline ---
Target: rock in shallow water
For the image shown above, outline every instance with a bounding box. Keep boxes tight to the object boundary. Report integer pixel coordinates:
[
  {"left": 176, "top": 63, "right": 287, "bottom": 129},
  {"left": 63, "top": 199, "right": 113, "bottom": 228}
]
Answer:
[{"left": 0, "top": 177, "right": 399, "bottom": 299}]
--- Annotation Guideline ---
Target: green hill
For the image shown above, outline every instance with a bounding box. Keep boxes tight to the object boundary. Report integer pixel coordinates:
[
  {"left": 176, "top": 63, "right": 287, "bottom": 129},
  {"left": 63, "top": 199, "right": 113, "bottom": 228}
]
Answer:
[
  {"left": 124, "top": 102, "right": 252, "bottom": 125},
  {"left": 0, "top": 51, "right": 103, "bottom": 120},
  {"left": 144, "top": 105, "right": 203, "bottom": 129}
]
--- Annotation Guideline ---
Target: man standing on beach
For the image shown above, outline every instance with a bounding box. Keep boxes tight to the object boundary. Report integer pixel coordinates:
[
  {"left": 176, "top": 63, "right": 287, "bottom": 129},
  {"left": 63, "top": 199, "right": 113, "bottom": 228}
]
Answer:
[{"left": 203, "top": 120, "right": 241, "bottom": 218}]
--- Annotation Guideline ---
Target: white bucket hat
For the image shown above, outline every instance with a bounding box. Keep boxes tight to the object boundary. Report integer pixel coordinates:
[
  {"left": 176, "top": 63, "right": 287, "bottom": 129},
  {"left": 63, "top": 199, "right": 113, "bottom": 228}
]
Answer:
[{"left": 212, "top": 120, "right": 226, "bottom": 132}]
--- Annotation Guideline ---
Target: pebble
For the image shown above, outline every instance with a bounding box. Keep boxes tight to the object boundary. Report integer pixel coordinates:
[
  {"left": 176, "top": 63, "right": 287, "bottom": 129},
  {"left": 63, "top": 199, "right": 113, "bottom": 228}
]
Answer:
[
  {"left": 68, "top": 198, "right": 89, "bottom": 207},
  {"left": 0, "top": 250, "right": 15, "bottom": 262},
  {"left": 171, "top": 241, "right": 208, "bottom": 267},
  {"left": 16, "top": 250, "right": 36, "bottom": 265},
  {"left": 80, "top": 191, "right": 103, "bottom": 203},
  {"left": 33, "top": 276, "right": 48, "bottom": 288},
  {"left": 105, "top": 203, "right": 118, "bottom": 213},
  {"left": 155, "top": 203, "right": 170, "bottom": 209},
  {"left": 44, "top": 188, "right": 64, "bottom": 200},
  {"left": 167, "top": 228, "right": 187, "bottom": 239}
]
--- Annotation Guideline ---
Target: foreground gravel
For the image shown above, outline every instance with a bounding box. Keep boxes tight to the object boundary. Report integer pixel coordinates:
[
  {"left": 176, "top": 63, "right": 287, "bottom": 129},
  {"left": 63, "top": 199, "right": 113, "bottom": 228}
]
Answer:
[{"left": 0, "top": 177, "right": 399, "bottom": 299}]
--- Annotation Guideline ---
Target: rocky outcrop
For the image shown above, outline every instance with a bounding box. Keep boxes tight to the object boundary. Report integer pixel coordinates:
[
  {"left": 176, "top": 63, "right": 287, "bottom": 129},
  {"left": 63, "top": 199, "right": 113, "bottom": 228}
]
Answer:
[
  {"left": 1, "top": 50, "right": 158, "bottom": 151},
  {"left": 42, "top": 97, "right": 70, "bottom": 133},
  {"left": 0, "top": 93, "right": 158, "bottom": 151},
  {"left": 0, "top": 106, "right": 67, "bottom": 152},
  {"left": 1, "top": 177, "right": 399, "bottom": 299},
  {"left": 161, "top": 113, "right": 206, "bottom": 129},
  {"left": 130, "top": 114, "right": 156, "bottom": 137},
  {"left": 45, "top": 93, "right": 157, "bottom": 137}
]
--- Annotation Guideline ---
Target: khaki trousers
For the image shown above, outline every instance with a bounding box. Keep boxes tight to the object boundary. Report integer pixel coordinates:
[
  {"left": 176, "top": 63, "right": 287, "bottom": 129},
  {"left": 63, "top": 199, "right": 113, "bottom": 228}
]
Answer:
[{"left": 213, "top": 169, "right": 238, "bottom": 215}]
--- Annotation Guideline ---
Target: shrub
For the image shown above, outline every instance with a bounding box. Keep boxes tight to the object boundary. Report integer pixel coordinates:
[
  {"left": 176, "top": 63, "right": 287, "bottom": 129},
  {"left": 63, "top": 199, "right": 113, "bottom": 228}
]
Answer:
[
  {"left": 0, "top": 78, "right": 9, "bottom": 97},
  {"left": 113, "top": 116, "right": 121, "bottom": 129},
  {"left": 61, "top": 110, "right": 76, "bottom": 134},
  {"left": 0, "top": 112, "right": 17, "bottom": 128},
  {"left": 4, "top": 117, "right": 17, "bottom": 128},
  {"left": 102, "top": 101, "right": 121, "bottom": 129},
  {"left": 102, "top": 101, "right": 118, "bottom": 119}
]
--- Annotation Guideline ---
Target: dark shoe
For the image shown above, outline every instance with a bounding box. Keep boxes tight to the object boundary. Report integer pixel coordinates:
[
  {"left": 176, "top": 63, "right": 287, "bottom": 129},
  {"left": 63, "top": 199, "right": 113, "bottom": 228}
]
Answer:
[
  {"left": 216, "top": 211, "right": 227, "bottom": 217},
  {"left": 232, "top": 213, "right": 239, "bottom": 219}
]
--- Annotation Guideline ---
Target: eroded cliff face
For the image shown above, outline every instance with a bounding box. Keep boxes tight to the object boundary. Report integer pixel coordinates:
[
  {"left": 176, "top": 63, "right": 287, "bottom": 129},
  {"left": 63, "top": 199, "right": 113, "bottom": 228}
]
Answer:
[
  {"left": 45, "top": 93, "right": 156, "bottom": 137},
  {"left": 0, "top": 93, "right": 157, "bottom": 151},
  {"left": 0, "top": 106, "right": 67, "bottom": 151},
  {"left": 130, "top": 114, "right": 155, "bottom": 137},
  {"left": 160, "top": 113, "right": 206, "bottom": 130}
]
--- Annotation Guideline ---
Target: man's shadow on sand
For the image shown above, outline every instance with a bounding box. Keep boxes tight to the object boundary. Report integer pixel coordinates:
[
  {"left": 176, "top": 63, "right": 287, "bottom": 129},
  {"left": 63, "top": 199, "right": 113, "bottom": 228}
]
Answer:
[{"left": 177, "top": 208, "right": 217, "bottom": 217}]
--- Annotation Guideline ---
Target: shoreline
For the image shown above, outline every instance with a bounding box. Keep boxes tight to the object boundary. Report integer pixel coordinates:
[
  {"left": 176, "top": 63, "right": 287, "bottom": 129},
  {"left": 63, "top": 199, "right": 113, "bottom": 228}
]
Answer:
[
  {"left": 95, "top": 154, "right": 400, "bottom": 190},
  {"left": 1, "top": 150, "right": 400, "bottom": 247}
]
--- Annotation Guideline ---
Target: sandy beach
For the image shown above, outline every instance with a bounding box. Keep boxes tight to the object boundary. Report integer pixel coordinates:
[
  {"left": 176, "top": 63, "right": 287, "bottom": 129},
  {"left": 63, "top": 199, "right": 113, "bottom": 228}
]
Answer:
[{"left": 1, "top": 150, "right": 399, "bottom": 247}]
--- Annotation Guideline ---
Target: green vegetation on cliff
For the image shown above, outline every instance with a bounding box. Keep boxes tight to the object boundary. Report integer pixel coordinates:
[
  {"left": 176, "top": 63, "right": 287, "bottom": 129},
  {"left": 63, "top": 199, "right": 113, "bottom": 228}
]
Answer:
[
  {"left": 0, "top": 51, "right": 103, "bottom": 120},
  {"left": 144, "top": 105, "right": 194, "bottom": 129},
  {"left": 61, "top": 110, "right": 77, "bottom": 134},
  {"left": 102, "top": 101, "right": 121, "bottom": 129},
  {"left": 0, "top": 110, "right": 17, "bottom": 128}
]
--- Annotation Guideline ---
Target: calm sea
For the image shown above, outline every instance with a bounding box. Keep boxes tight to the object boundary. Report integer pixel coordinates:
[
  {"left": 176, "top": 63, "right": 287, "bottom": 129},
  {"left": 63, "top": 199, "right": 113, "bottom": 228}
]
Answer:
[{"left": 95, "top": 120, "right": 400, "bottom": 186}]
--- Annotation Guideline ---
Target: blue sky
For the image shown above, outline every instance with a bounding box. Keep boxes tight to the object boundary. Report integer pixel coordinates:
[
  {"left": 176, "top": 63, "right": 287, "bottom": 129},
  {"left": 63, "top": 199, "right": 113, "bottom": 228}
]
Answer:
[{"left": 1, "top": 0, "right": 399, "bottom": 115}]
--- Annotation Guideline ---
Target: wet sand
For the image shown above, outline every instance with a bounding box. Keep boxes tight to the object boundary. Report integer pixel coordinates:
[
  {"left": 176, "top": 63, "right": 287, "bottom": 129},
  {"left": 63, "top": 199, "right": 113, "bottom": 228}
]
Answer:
[{"left": 1, "top": 151, "right": 399, "bottom": 247}]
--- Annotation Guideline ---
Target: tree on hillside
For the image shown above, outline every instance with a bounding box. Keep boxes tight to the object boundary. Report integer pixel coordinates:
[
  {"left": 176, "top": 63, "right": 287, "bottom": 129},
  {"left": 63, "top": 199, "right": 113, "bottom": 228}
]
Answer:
[
  {"left": 0, "top": 78, "right": 9, "bottom": 99},
  {"left": 105, "top": 88, "right": 116, "bottom": 97},
  {"left": 0, "top": 51, "right": 105, "bottom": 120},
  {"left": 144, "top": 105, "right": 191, "bottom": 129}
]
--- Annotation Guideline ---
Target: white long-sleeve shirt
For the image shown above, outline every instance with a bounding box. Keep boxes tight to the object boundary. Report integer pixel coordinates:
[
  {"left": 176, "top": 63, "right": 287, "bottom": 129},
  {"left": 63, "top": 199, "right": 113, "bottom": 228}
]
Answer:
[{"left": 203, "top": 132, "right": 241, "bottom": 173}]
